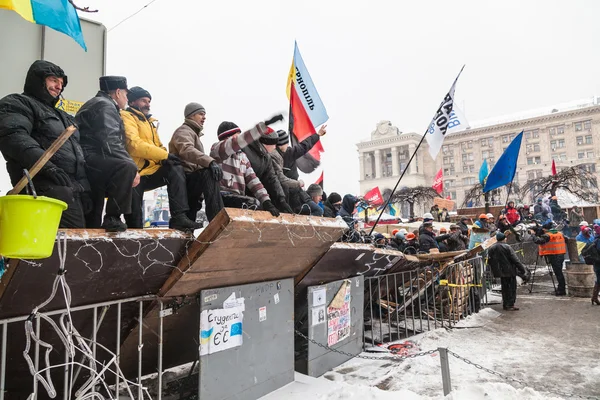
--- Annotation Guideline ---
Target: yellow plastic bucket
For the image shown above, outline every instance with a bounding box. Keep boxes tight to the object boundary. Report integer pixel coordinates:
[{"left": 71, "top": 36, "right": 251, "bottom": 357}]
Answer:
[{"left": 0, "top": 195, "right": 67, "bottom": 259}]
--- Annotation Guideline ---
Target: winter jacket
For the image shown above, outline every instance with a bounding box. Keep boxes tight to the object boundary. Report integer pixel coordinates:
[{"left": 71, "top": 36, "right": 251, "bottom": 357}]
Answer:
[
  {"left": 0, "top": 60, "right": 89, "bottom": 192},
  {"left": 403, "top": 240, "right": 418, "bottom": 255},
  {"left": 550, "top": 200, "right": 564, "bottom": 221},
  {"left": 418, "top": 231, "right": 450, "bottom": 253},
  {"left": 210, "top": 122, "right": 271, "bottom": 204},
  {"left": 487, "top": 242, "right": 527, "bottom": 278},
  {"left": 576, "top": 232, "right": 594, "bottom": 255},
  {"left": 244, "top": 141, "right": 286, "bottom": 203},
  {"left": 121, "top": 107, "right": 168, "bottom": 176},
  {"left": 278, "top": 133, "right": 320, "bottom": 180},
  {"left": 76, "top": 91, "right": 133, "bottom": 162},
  {"left": 446, "top": 230, "right": 468, "bottom": 251},
  {"left": 570, "top": 208, "right": 585, "bottom": 227},
  {"left": 323, "top": 199, "right": 340, "bottom": 218},
  {"left": 496, "top": 220, "right": 512, "bottom": 232},
  {"left": 533, "top": 203, "right": 544, "bottom": 219},
  {"left": 504, "top": 206, "right": 521, "bottom": 225},
  {"left": 339, "top": 194, "right": 358, "bottom": 228},
  {"left": 458, "top": 221, "right": 470, "bottom": 236},
  {"left": 270, "top": 149, "right": 301, "bottom": 190},
  {"left": 169, "top": 119, "right": 214, "bottom": 174}
]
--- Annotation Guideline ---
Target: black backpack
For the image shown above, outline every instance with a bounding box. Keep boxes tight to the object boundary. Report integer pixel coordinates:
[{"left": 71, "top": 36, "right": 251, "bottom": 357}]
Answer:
[{"left": 581, "top": 239, "right": 600, "bottom": 264}]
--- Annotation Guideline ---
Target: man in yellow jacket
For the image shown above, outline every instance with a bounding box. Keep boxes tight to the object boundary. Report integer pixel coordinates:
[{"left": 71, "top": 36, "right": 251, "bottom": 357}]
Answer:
[{"left": 121, "top": 86, "right": 201, "bottom": 231}]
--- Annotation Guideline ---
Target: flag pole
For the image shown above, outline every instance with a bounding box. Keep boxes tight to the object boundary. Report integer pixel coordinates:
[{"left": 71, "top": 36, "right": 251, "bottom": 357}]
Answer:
[{"left": 368, "top": 130, "right": 429, "bottom": 235}]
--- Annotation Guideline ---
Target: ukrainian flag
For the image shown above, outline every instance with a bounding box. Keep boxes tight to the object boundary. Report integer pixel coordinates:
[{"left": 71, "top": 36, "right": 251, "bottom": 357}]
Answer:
[{"left": 0, "top": 0, "right": 86, "bottom": 50}]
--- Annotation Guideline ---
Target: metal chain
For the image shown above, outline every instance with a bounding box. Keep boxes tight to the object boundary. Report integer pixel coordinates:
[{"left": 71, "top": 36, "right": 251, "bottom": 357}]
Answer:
[
  {"left": 447, "top": 349, "right": 599, "bottom": 400},
  {"left": 294, "top": 330, "right": 438, "bottom": 361}
]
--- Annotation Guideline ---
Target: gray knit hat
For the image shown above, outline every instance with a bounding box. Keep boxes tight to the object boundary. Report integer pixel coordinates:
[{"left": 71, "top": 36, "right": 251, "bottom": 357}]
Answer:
[
  {"left": 306, "top": 183, "right": 323, "bottom": 197},
  {"left": 277, "top": 130, "right": 289, "bottom": 145},
  {"left": 259, "top": 129, "right": 280, "bottom": 145},
  {"left": 184, "top": 102, "right": 206, "bottom": 118}
]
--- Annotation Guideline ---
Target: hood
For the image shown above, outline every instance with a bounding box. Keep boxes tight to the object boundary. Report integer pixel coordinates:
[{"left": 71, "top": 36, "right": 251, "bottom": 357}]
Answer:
[
  {"left": 184, "top": 118, "right": 203, "bottom": 135},
  {"left": 23, "top": 60, "right": 68, "bottom": 106},
  {"left": 341, "top": 195, "right": 357, "bottom": 214},
  {"left": 248, "top": 140, "right": 268, "bottom": 157}
]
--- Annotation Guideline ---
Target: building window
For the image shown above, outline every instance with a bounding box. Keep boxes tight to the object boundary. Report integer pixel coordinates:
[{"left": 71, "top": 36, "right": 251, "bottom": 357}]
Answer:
[
  {"left": 442, "top": 145, "right": 454, "bottom": 155},
  {"left": 584, "top": 120, "right": 592, "bottom": 130},
  {"left": 552, "top": 153, "right": 567, "bottom": 161},
  {"left": 527, "top": 156, "right": 541, "bottom": 165},
  {"left": 443, "top": 156, "right": 454, "bottom": 165},
  {"left": 480, "top": 137, "right": 493, "bottom": 147},
  {"left": 463, "top": 177, "right": 476, "bottom": 186},
  {"left": 443, "top": 167, "right": 455, "bottom": 175},
  {"left": 524, "top": 129, "right": 539, "bottom": 139},
  {"left": 488, "top": 158, "right": 495, "bottom": 167},
  {"left": 527, "top": 170, "right": 543, "bottom": 180},
  {"left": 550, "top": 139, "right": 565, "bottom": 150},
  {"left": 526, "top": 144, "right": 540, "bottom": 152},
  {"left": 502, "top": 133, "right": 516, "bottom": 143},
  {"left": 577, "top": 136, "right": 584, "bottom": 145},
  {"left": 578, "top": 151, "right": 585, "bottom": 159},
  {"left": 581, "top": 163, "right": 596, "bottom": 173},
  {"left": 462, "top": 153, "right": 474, "bottom": 162},
  {"left": 462, "top": 165, "right": 475, "bottom": 173},
  {"left": 446, "top": 179, "right": 454, "bottom": 187},
  {"left": 449, "top": 191, "right": 456, "bottom": 200},
  {"left": 586, "top": 135, "right": 593, "bottom": 145},
  {"left": 575, "top": 122, "right": 583, "bottom": 131},
  {"left": 587, "top": 151, "right": 594, "bottom": 159},
  {"left": 548, "top": 127, "right": 555, "bottom": 135},
  {"left": 557, "top": 125, "right": 565, "bottom": 134}
]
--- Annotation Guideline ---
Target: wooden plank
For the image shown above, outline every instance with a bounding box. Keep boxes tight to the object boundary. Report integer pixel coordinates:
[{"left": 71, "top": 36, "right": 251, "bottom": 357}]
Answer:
[{"left": 8, "top": 126, "right": 76, "bottom": 195}]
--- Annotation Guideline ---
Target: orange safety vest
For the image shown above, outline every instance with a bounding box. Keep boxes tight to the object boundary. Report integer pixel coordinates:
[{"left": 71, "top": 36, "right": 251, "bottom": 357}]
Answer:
[{"left": 538, "top": 232, "right": 567, "bottom": 256}]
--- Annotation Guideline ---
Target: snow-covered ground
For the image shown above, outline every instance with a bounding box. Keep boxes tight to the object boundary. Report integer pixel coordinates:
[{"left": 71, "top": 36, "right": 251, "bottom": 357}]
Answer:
[{"left": 263, "top": 277, "right": 600, "bottom": 400}]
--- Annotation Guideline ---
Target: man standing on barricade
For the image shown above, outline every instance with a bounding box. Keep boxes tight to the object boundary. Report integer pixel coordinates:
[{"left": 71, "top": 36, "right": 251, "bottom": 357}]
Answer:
[
  {"left": 76, "top": 76, "right": 139, "bottom": 231},
  {"left": 488, "top": 232, "right": 530, "bottom": 311},
  {"left": 531, "top": 222, "right": 567, "bottom": 296},
  {"left": 121, "top": 86, "right": 201, "bottom": 232}
]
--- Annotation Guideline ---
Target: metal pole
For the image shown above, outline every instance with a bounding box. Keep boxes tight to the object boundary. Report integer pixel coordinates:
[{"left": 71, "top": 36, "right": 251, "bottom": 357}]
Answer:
[
  {"left": 368, "top": 278, "right": 374, "bottom": 347},
  {"left": 138, "top": 301, "right": 143, "bottom": 400},
  {"left": 424, "top": 269, "right": 431, "bottom": 331},
  {"left": 432, "top": 272, "right": 438, "bottom": 329},
  {"left": 401, "top": 272, "right": 408, "bottom": 338},
  {"left": 385, "top": 276, "right": 392, "bottom": 342},
  {"left": 439, "top": 347, "right": 452, "bottom": 396},
  {"left": 158, "top": 302, "right": 164, "bottom": 400},
  {"left": 409, "top": 270, "right": 415, "bottom": 334},
  {"left": 377, "top": 278, "right": 383, "bottom": 344},
  {"left": 0, "top": 323, "right": 6, "bottom": 400},
  {"left": 417, "top": 268, "right": 423, "bottom": 332},
  {"left": 115, "top": 302, "right": 121, "bottom": 399},
  {"left": 393, "top": 274, "right": 400, "bottom": 339}
]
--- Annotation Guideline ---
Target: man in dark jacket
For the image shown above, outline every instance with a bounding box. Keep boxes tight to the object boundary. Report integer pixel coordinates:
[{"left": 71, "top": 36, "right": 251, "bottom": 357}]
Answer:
[
  {"left": 446, "top": 224, "right": 468, "bottom": 251},
  {"left": 339, "top": 194, "right": 361, "bottom": 242},
  {"left": 276, "top": 126, "right": 325, "bottom": 180},
  {"left": 487, "top": 232, "right": 530, "bottom": 310},
  {"left": 458, "top": 216, "right": 470, "bottom": 236},
  {"left": 532, "top": 222, "right": 567, "bottom": 295},
  {"left": 323, "top": 192, "right": 342, "bottom": 218},
  {"left": 243, "top": 130, "right": 293, "bottom": 214},
  {"left": 419, "top": 222, "right": 450, "bottom": 253},
  {"left": 0, "top": 60, "right": 91, "bottom": 228},
  {"left": 169, "top": 102, "right": 224, "bottom": 222},
  {"left": 76, "top": 76, "right": 139, "bottom": 231}
]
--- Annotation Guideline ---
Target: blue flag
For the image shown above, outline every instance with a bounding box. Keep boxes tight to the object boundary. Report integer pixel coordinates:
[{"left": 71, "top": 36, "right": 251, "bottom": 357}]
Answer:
[
  {"left": 483, "top": 132, "right": 523, "bottom": 193},
  {"left": 478, "top": 159, "right": 489, "bottom": 185}
]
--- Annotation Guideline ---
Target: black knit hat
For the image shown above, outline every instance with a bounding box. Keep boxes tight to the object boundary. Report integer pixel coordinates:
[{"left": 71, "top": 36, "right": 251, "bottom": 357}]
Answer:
[
  {"left": 127, "top": 86, "right": 151, "bottom": 103},
  {"left": 328, "top": 192, "right": 342, "bottom": 204},
  {"left": 217, "top": 121, "right": 241, "bottom": 141},
  {"left": 277, "top": 130, "right": 289, "bottom": 145},
  {"left": 259, "top": 128, "right": 279, "bottom": 145},
  {"left": 99, "top": 76, "right": 128, "bottom": 91}
]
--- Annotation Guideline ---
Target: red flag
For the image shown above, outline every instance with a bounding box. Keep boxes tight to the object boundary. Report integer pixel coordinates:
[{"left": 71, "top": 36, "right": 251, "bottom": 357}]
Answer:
[
  {"left": 432, "top": 168, "right": 444, "bottom": 195},
  {"left": 551, "top": 159, "right": 557, "bottom": 176},
  {"left": 446, "top": 195, "right": 451, "bottom": 200},
  {"left": 364, "top": 187, "right": 384, "bottom": 206}
]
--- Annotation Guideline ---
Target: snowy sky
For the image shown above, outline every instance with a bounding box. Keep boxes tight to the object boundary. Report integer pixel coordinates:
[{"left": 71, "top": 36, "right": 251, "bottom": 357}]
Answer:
[{"left": 83, "top": 0, "right": 600, "bottom": 196}]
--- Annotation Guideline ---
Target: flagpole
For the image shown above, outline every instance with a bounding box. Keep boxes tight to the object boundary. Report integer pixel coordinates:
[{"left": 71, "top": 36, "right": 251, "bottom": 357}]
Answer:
[{"left": 368, "top": 129, "right": 429, "bottom": 235}]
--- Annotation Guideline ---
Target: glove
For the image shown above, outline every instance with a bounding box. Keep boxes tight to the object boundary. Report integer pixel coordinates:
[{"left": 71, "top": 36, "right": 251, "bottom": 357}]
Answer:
[
  {"left": 80, "top": 191, "right": 94, "bottom": 215},
  {"left": 209, "top": 161, "right": 223, "bottom": 181},
  {"left": 40, "top": 166, "right": 71, "bottom": 187},
  {"left": 162, "top": 154, "right": 181, "bottom": 166},
  {"left": 264, "top": 114, "right": 284, "bottom": 126},
  {"left": 278, "top": 198, "right": 294, "bottom": 214},
  {"left": 262, "top": 200, "right": 280, "bottom": 217}
]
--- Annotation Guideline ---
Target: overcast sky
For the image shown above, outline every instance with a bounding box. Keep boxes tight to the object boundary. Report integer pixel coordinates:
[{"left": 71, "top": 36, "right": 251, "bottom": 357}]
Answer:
[{"left": 73, "top": 0, "right": 600, "bottom": 195}]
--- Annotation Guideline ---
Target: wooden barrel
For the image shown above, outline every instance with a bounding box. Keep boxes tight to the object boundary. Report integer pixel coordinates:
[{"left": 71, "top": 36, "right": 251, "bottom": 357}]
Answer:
[{"left": 565, "top": 262, "right": 595, "bottom": 297}]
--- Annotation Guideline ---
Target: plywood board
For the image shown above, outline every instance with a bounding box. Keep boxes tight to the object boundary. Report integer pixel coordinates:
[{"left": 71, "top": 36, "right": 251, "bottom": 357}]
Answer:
[{"left": 0, "top": 229, "right": 189, "bottom": 319}]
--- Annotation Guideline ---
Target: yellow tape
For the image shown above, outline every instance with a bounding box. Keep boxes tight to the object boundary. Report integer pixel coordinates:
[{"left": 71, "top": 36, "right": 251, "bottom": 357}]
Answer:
[{"left": 439, "top": 279, "right": 482, "bottom": 288}]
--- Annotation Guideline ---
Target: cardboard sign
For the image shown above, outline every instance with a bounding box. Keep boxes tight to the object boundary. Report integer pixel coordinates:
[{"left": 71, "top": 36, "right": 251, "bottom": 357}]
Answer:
[
  {"left": 200, "top": 307, "right": 244, "bottom": 356},
  {"left": 433, "top": 197, "right": 456, "bottom": 211}
]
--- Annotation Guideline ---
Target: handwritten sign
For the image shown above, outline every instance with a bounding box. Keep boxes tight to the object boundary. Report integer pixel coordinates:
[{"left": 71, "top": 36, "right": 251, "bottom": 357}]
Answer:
[
  {"left": 327, "top": 283, "right": 351, "bottom": 346},
  {"left": 433, "top": 197, "right": 456, "bottom": 211},
  {"left": 200, "top": 307, "right": 243, "bottom": 356}
]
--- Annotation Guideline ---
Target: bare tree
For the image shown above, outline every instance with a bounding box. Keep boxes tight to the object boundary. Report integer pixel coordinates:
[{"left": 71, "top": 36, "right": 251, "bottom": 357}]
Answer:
[
  {"left": 69, "top": 1, "right": 98, "bottom": 12},
  {"left": 391, "top": 186, "right": 438, "bottom": 218},
  {"left": 520, "top": 164, "right": 599, "bottom": 203},
  {"left": 461, "top": 182, "right": 523, "bottom": 210}
]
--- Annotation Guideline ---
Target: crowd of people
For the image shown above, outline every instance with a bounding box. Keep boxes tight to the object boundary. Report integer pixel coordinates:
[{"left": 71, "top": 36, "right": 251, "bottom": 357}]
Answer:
[{"left": 0, "top": 61, "right": 334, "bottom": 232}]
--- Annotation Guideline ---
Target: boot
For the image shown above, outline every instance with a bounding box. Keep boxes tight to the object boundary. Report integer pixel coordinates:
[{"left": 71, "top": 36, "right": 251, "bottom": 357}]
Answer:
[
  {"left": 592, "top": 283, "right": 600, "bottom": 305},
  {"left": 102, "top": 215, "right": 127, "bottom": 232},
  {"left": 169, "top": 213, "right": 202, "bottom": 232}
]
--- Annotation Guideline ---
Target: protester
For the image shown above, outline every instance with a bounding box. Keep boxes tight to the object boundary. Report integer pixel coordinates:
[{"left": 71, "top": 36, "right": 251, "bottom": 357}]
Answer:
[
  {"left": 209, "top": 117, "right": 283, "bottom": 216},
  {"left": 576, "top": 226, "right": 594, "bottom": 262},
  {"left": 474, "top": 214, "right": 490, "bottom": 230},
  {"left": 76, "top": 76, "right": 139, "bottom": 231},
  {"left": 486, "top": 213, "right": 495, "bottom": 226},
  {"left": 243, "top": 129, "right": 293, "bottom": 214},
  {"left": 521, "top": 204, "right": 532, "bottom": 221},
  {"left": 403, "top": 232, "right": 418, "bottom": 255},
  {"left": 169, "top": 102, "right": 224, "bottom": 222},
  {"left": 496, "top": 214, "right": 512, "bottom": 233},
  {"left": 447, "top": 224, "right": 468, "bottom": 251},
  {"left": 458, "top": 216, "right": 470, "bottom": 236},
  {"left": 339, "top": 194, "right": 361, "bottom": 242},
  {"left": 276, "top": 125, "right": 325, "bottom": 180},
  {"left": 570, "top": 206, "right": 585, "bottom": 228},
  {"left": 121, "top": 86, "right": 200, "bottom": 231},
  {"left": 430, "top": 204, "right": 440, "bottom": 221},
  {"left": 440, "top": 207, "right": 450, "bottom": 222},
  {"left": 389, "top": 231, "right": 405, "bottom": 251},
  {"left": 533, "top": 198, "right": 546, "bottom": 221},
  {"left": 373, "top": 233, "right": 387, "bottom": 249},
  {"left": 589, "top": 228, "right": 600, "bottom": 305},
  {"left": 419, "top": 221, "right": 450, "bottom": 253},
  {"left": 550, "top": 196, "right": 565, "bottom": 222},
  {"left": 323, "top": 192, "right": 342, "bottom": 218},
  {"left": 487, "top": 232, "right": 530, "bottom": 311},
  {"left": 531, "top": 222, "right": 567, "bottom": 296},
  {"left": 0, "top": 60, "right": 90, "bottom": 228},
  {"left": 504, "top": 201, "right": 521, "bottom": 225}
]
